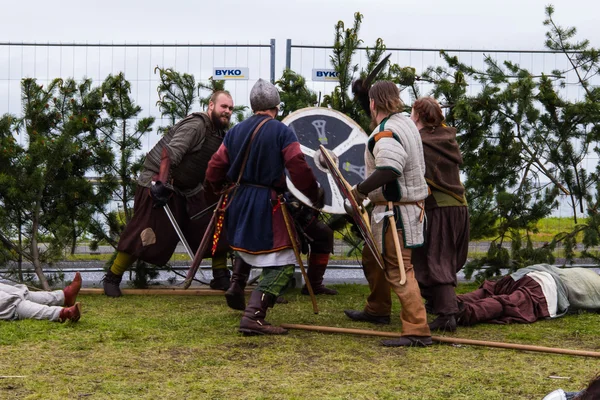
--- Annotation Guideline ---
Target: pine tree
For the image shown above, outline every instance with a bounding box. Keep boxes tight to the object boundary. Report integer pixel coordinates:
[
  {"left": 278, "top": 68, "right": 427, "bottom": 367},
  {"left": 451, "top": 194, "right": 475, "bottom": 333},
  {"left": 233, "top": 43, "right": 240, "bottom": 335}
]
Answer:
[
  {"left": 97, "top": 73, "right": 155, "bottom": 227},
  {"left": 86, "top": 73, "right": 156, "bottom": 287},
  {"left": 155, "top": 67, "right": 197, "bottom": 133},
  {"left": 278, "top": 7, "right": 600, "bottom": 277},
  {"left": 0, "top": 78, "right": 111, "bottom": 288},
  {"left": 408, "top": 7, "right": 600, "bottom": 278},
  {"left": 276, "top": 69, "right": 318, "bottom": 119},
  {"left": 538, "top": 5, "right": 600, "bottom": 267}
]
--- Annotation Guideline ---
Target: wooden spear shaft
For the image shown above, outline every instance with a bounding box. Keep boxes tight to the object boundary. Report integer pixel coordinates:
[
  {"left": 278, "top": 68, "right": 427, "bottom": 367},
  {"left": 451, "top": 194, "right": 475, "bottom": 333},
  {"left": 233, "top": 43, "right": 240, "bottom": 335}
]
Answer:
[
  {"left": 280, "top": 323, "right": 600, "bottom": 358},
  {"left": 80, "top": 288, "right": 253, "bottom": 296},
  {"left": 279, "top": 199, "right": 319, "bottom": 314}
]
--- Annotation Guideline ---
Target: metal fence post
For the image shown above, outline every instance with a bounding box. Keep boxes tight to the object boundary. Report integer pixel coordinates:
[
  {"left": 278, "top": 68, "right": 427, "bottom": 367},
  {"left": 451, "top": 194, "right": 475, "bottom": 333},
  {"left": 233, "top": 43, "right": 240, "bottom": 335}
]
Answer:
[
  {"left": 286, "top": 39, "right": 292, "bottom": 70},
  {"left": 270, "top": 38, "right": 276, "bottom": 83}
]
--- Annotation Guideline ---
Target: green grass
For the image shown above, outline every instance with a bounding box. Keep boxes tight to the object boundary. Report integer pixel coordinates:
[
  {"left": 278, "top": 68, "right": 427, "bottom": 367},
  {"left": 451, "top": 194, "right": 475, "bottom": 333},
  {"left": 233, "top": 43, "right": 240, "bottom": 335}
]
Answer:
[
  {"left": 476, "top": 217, "right": 581, "bottom": 243},
  {"left": 1, "top": 284, "right": 598, "bottom": 399}
]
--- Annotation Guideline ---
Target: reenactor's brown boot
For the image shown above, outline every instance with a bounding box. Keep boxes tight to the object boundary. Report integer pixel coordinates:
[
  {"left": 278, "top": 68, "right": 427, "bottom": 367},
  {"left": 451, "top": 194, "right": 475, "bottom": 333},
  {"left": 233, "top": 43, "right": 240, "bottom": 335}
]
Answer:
[
  {"left": 209, "top": 268, "right": 231, "bottom": 291},
  {"left": 239, "top": 291, "right": 288, "bottom": 336},
  {"left": 58, "top": 303, "right": 82, "bottom": 323},
  {"left": 102, "top": 270, "right": 123, "bottom": 297},
  {"left": 63, "top": 272, "right": 82, "bottom": 307},
  {"left": 301, "top": 253, "right": 338, "bottom": 295},
  {"left": 225, "top": 258, "right": 251, "bottom": 310}
]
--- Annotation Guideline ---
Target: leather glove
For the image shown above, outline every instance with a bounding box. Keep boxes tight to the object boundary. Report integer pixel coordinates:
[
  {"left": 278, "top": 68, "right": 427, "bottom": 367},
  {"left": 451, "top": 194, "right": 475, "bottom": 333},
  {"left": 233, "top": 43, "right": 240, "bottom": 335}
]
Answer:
[
  {"left": 351, "top": 183, "right": 368, "bottom": 205},
  {"left": 313, "top": 186, "right": 326, "bottom": 209},
  {"left": 150, "top": 181, "right": 173, "bottom": 209}
]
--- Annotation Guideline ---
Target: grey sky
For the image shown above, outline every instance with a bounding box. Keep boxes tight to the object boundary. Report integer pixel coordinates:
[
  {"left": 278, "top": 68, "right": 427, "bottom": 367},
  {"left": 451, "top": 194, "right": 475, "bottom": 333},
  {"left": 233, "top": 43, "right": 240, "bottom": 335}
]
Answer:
[{"left": 2, "top": 0, "right": 599, "bottom": 50}]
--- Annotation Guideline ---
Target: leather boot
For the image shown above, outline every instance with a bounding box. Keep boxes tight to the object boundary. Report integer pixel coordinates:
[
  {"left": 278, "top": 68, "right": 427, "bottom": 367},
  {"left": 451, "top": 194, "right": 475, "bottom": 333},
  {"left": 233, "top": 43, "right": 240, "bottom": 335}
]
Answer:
[
  {"left": 58, "top": 302, "right": 81, "bottom": 323},
  {"left": 210, "top": 268, "right": 231, "bottom": 291},
  {"left": 239, "top": 291, "right": 288, "bottom": 336},
  {"left": 102, "top": 270, "right": 123, "bottom": 297},
  {"left": 344, "top": 309, "right": 390, "bottom": 325},
  {"left": 301, "top": 253, "right": 337, "bottom": 295},
  {"left": 381, "top": 335, "right": 432, "bottom": 347},
  {"left": 429, "top": 314, "right": 457, "bottom": 332},
  {"left": 63, "top": 272, "right": 82, "bottom": 307},
  {"left": 225, "top": 258, "right": 251, "bottom": 310}
]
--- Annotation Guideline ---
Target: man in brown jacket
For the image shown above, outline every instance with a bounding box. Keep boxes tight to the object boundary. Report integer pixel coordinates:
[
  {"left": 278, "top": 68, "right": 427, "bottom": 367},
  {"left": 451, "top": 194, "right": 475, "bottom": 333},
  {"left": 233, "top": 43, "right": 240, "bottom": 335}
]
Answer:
[{"left": 102, "top": 91, "right": 238, "bottom": 297}]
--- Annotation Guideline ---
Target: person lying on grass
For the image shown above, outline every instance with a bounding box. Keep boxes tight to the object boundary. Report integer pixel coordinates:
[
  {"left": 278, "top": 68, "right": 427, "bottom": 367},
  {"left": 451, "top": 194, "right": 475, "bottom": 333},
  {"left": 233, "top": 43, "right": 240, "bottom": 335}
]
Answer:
[
  {"left": 456, "top": 264, "right": 600, "bottom": 326},
  {"left": 0, "top": 272, "right": 82, "bottom": 322}
]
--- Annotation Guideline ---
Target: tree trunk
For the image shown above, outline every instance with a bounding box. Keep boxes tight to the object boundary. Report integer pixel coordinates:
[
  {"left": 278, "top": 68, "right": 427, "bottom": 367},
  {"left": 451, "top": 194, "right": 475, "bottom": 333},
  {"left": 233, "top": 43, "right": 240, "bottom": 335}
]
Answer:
[
  {"left": 31, "top": 198, "right": 50, "bottom": 290},
  {"left": 17, "top": 213, "right": 23, "bottom": 283},
  {"left": 71, "top": 218, "right": 77, "bottom": 255},
  {"left": 121, "top": 120, "right": 131, "bottom": 223}
]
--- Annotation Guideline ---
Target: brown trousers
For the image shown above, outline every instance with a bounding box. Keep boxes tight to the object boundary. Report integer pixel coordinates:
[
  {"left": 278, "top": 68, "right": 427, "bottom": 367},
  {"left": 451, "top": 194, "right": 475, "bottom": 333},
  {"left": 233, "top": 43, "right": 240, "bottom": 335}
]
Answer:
[
  {"left": 117, "top": 185, "right": 228, "bottom": 266},
  {"left": 457, "top": 275, "right": 549, "bottom": 325},
  {"left": 362, "top": 226, "right": 430, "bottom": 337},
  {"left": 412, "top": 206, "right": 469, "bottom": 315}
]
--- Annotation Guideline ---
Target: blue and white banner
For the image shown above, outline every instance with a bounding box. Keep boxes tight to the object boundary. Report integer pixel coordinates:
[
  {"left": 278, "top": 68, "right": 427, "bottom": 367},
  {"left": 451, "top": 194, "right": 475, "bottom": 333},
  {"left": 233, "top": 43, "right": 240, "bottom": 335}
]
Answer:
[
  {"left": 312, "top": 69, "right": 339, "bottom": 81},
  {"left": 213, "top": 67, "right": 249, "bottom": 80}
]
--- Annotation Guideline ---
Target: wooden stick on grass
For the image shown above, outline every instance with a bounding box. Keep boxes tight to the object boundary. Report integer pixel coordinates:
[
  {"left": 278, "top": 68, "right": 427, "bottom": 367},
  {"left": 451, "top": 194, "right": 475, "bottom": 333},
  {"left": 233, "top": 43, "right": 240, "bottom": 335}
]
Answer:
[
  {"left": 280, "top": 323, "right": 600, "bottom": 358},
  {"left": 82, "top": 288, "right": 252, "bottom": 296}
]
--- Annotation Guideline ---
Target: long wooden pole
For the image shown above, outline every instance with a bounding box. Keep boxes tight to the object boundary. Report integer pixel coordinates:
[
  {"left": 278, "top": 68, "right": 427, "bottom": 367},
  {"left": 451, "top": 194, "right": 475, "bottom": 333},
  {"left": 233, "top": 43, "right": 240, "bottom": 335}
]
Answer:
[
  {"left": 183, "top": 193, "right": 225, "bottom": 289},
  {"left": 280, "top": 323, "right": 600, "bottom": 358},
  {"left": 280, "top": 199, "right": 319, "bottom": 314},
  {"left": 82, "top": 288, "right": 252, "bottom": 296}
]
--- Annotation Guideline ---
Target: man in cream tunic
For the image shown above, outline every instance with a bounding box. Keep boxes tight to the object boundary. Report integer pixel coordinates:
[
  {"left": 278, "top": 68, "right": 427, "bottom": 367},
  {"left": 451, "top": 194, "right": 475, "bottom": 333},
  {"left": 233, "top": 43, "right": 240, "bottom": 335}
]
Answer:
[{"left": 344, "top": 80, "right": 432, "bottom": 347}]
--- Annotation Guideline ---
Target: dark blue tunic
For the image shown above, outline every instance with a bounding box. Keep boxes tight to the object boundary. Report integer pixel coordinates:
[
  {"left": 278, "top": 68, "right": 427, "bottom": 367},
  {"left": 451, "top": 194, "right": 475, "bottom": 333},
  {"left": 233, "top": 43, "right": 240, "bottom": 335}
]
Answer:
[{"left": 206, "top": 114, "right": 319, "bottom": 254}]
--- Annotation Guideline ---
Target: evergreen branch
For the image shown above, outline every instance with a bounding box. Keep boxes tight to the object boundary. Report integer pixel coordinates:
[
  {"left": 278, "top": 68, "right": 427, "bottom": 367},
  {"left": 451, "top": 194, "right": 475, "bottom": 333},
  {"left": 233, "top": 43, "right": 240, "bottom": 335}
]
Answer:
[
  {"left": 0, "top": 231, "right": 33, "bottom": 262},
  {"left": 546, "top": 13, "right": 594, "bottom": 98},
  {"left": 515, "top": 124, "right": 570, "bottom": 195}
]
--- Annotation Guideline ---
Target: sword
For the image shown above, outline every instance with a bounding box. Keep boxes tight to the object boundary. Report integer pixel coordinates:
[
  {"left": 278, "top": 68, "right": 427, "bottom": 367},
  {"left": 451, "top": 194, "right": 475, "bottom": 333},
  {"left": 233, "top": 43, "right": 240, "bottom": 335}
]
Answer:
[
  {"left": 386, "top": 201, "right": 407, "bottom": 286},
  {"left": 279, "top": 195, "right": 319, "bottom": 314},
  {"left": 163, "top": 203, "right": 209, "bottom": 281},
  {"left": 182, "top": 194, "right": 226, "bottom": 289}
]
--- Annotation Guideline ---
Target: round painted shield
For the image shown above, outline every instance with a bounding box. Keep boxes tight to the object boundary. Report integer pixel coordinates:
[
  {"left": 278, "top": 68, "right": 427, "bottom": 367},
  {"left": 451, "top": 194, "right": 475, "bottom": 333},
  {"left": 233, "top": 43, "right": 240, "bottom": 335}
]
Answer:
[{"left": 282, "top": 107, "right": 367, "bottom": 214}]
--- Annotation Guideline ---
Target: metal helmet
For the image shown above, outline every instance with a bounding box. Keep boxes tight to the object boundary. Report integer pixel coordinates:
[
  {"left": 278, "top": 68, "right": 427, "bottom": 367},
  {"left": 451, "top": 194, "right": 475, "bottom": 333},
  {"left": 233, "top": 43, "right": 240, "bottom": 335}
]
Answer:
[{"left": 250, "top": 78, "right": 280, "bottom": 111}]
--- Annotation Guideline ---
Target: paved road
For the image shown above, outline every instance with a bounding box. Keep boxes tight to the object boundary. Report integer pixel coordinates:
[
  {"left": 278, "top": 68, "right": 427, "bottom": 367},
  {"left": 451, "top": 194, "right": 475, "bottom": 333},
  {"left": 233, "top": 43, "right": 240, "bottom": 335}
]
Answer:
[
  {"left": 4, "top": 260, "right": 599, "bottom": 289},
  {"left": 4, "top": 241, "right": 599, "bottom": 288}
]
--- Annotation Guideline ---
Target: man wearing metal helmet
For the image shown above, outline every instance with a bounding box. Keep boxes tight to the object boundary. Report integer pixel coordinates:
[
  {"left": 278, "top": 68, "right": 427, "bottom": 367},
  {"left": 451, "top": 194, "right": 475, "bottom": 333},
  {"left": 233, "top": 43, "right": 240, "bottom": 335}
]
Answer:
[{"left": 206, "top": 79, "right": 322, "bottom": 335}]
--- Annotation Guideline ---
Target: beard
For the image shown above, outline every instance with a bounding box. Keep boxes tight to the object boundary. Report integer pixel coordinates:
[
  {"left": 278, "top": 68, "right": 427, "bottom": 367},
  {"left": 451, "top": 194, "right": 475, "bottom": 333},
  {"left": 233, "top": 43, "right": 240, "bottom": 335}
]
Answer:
[
  {"left": 369, "top": 112, "right": 377, "bottom": 131},
  {"left": 210, "top": 110, "right": 231, "bottom": 130}
]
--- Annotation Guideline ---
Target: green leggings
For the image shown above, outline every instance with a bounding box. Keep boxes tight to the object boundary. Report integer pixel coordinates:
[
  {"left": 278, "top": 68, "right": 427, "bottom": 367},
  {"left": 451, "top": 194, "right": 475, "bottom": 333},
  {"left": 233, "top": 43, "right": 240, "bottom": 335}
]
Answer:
[{"left": 256, "top": 265, "right": 295, "bottom": 297}]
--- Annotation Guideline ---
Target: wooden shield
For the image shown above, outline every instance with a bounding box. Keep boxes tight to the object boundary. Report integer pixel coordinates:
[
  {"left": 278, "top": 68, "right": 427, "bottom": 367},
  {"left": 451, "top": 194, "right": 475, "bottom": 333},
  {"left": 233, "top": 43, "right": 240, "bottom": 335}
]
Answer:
[{"left": 282, "top": 107, "right": 367, "bottom": 214}]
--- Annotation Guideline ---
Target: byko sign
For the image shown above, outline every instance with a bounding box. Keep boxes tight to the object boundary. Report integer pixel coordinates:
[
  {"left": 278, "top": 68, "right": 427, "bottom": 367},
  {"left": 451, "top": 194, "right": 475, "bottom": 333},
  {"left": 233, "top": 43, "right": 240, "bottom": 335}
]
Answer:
[
  {"left": 213, "top": 67, "right": 249, "bottom": 80},
  {"left": 312, "top": 69, "right": 339, "bottom": 82}
]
